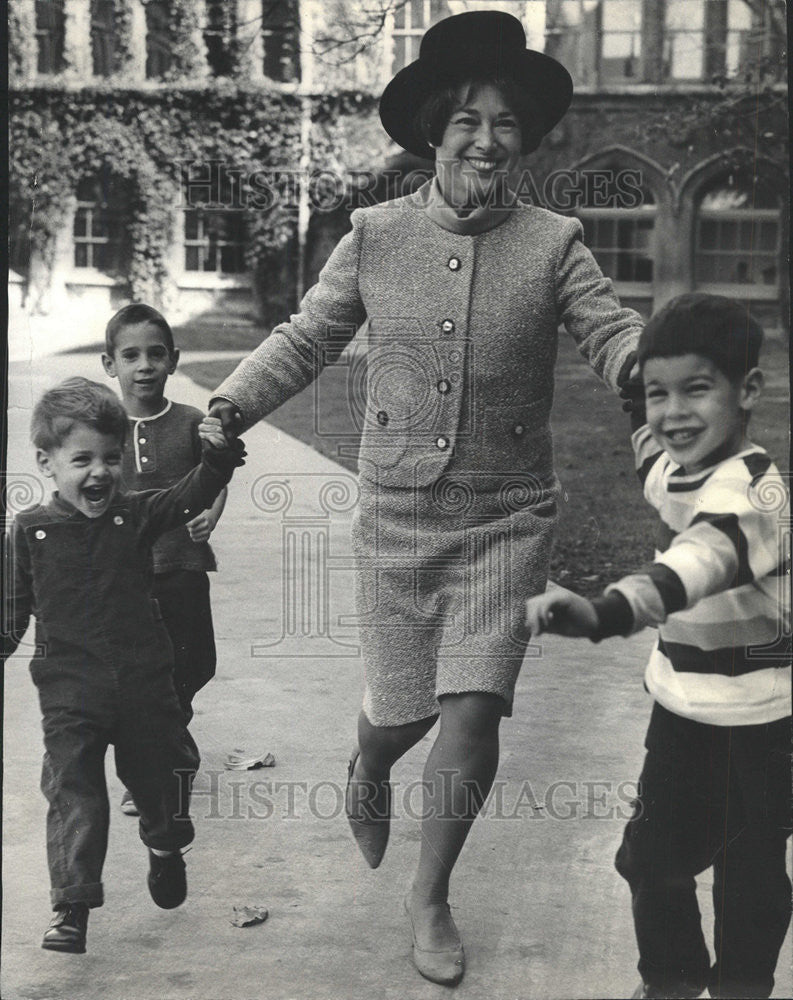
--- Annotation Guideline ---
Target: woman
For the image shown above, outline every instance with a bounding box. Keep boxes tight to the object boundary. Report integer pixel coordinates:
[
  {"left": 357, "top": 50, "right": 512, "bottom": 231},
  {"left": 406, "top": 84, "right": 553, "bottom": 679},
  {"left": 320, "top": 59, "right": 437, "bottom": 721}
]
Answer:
[{"left": 210, "top": 11, "right": 642, "bottom": 986}]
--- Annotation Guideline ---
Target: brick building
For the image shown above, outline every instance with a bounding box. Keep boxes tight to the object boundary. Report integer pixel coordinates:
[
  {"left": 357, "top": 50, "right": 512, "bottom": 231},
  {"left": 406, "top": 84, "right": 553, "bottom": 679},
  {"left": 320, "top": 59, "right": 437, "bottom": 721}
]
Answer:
[{"left": 8, "top": 0, "right": 788, "bottom": 348}]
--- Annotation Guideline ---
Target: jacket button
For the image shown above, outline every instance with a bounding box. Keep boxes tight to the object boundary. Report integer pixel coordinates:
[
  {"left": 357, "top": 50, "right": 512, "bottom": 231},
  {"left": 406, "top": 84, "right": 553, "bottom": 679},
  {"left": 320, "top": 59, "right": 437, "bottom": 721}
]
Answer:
[
  {"left": 435, "top": 435, "right": 450, "bottom": 450},
  {"left": 113, "top": 515, "right": 124, "bottom": 525},
  {"left": 141, "top": 456, "right": 149, "bottom": 463},
  {"left": 441, "top": 319, "right": 455, "bottom": 333},
  {"left": 139, "top": 437, "right": 147, "bottom": 444},
  {"left": 513, "top": 423, "right": 526, "bottom": 436},
  {"left": 377, "top": 410, "right": 389, "bottom": 426},
  {"left": 35, "top": 529, "right": 46, "bottom": 540},
  {"left": 447, "top": 257, "right": 461, "bottom": 271},
  {"left": 437, "top": 379, "right": 451, "bottom": 395}
]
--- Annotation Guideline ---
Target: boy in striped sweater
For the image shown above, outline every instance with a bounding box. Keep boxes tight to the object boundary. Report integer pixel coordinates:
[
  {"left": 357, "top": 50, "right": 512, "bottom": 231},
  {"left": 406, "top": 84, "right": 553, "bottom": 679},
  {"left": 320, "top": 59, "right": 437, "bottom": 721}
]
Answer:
[{"left": 526, "top": 294, "right": 790, "bottom": 999}]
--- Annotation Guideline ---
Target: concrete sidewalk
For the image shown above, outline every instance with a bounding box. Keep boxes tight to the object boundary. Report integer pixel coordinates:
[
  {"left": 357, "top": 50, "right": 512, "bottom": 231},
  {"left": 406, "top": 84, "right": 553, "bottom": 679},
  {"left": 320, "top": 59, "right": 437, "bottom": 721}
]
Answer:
[{"left": 3, "top": 353, "right": 791, "bottom": 1000}]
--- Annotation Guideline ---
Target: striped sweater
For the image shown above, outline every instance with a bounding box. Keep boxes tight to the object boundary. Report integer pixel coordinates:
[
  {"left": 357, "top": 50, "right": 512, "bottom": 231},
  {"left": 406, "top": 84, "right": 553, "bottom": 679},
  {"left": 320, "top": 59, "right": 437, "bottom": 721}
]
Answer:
[{"left": 597, "top": 425, "right": 790, "bottom": 726}]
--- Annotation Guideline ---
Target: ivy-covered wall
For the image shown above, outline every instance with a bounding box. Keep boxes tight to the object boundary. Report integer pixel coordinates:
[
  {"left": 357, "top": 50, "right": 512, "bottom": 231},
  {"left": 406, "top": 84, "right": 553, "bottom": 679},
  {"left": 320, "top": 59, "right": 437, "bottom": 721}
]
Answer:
[{"left": 9, "top": 87, "right": 303, "bottom": 307}]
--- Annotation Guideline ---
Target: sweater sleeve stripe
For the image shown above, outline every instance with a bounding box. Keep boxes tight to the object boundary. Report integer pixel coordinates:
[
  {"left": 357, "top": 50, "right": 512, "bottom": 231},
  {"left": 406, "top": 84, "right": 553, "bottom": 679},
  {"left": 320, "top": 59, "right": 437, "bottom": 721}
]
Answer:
[
  {"left": 646, "top": 563, "right": 688, "bottom": 615},
  {"left": 689, "top": 512, "right": 753, "bottom": 587}
]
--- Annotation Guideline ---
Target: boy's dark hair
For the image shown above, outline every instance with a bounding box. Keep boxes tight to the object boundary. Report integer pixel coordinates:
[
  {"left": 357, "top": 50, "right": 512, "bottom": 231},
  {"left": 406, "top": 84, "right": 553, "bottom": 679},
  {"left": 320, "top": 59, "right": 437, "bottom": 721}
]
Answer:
[
  {"left": 105, "top": 303, "right": 175, "bottom": 355},
  {"left": 31, "top": 377, "right": 129, "bottom": 451},
  {"left": 638, "top": 293, "right": 764, "bottom": 381},
  {"left": 415, "top": 77, "right": 544, "bottom": 156}
]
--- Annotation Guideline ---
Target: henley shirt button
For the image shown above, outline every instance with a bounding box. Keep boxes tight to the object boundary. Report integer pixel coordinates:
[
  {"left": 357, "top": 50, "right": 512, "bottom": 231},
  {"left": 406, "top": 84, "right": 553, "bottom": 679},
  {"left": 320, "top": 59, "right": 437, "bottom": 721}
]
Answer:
[
  {"left": 139, "top": 424, "right": 146, "bottom": 430},
  {"left": 184, "top": 509, "right": 191, "bottom": 514},
  {"left": 437, "top": 379, "right": 451, "bottom": 395},
  {"left": 447, "top": 257, "right": 461, "bottom": 271},
  {"left": 435, "top": 435, "right": 450, "bottom": 451},
  {"left": 141, "top": 456, "right": 149, "bottom": 463},
  {"left": 513, "top": 423, "right": 526, "bottom": 436},
  {"left": 376, "top": 410, "right": 389, "bottom": 426},
  {"left": 139, "top": 437, "right": 147, "bottom": 444},
  {"left": 113, "top": 515, "right": 124, "bottom": 525},
  {"left": 441, "top": 319, "right": 455, "bottom": 333},
  {"left": 35, "top": 529, "right": 46, "bottom": 540}
]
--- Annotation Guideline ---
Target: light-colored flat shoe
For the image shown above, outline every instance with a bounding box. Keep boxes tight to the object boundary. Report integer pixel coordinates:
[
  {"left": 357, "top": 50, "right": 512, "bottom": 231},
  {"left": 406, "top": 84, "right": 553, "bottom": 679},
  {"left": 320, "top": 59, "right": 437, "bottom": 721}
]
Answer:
[
  {"left": 404, "top": 894, "right": 465, "bottom": 987},
  {"left": 344, "top": 749, "right": 391, "bottom": 869}
]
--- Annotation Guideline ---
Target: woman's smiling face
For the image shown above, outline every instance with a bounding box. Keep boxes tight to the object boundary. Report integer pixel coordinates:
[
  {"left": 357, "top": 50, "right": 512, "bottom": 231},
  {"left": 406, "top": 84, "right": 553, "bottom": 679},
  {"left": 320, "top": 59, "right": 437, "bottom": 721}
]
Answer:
[{"left": 435, "top": 81, "right": 523, "bottom": 209}]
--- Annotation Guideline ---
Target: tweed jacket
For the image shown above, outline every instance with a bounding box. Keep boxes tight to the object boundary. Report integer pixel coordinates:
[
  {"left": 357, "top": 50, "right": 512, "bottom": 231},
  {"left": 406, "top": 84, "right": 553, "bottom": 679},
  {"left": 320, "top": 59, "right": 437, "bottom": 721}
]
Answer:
[{"left": 216, "top": 186, "right": 642, "bottom": 489}]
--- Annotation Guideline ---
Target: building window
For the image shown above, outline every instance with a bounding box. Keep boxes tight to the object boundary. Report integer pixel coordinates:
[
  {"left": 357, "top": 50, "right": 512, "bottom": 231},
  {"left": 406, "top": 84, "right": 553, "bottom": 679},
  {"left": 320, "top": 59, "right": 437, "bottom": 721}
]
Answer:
[
  {"left": 183, "top": 169, "right": 246, "bottom": 275},
  {"left": 578, "top": 180, "right": 656, "bottom": 288},
  {"left": 695, "top": 178, "right": 780, "bottom": 293},
  {"left": 91, "top": 0, "right": 118, "bottom": 77},
  {"left": 391, "top": 0, "right": 451, "bottom": 73},
  {"left": 599, "top": 0, "right": 643, "bottom": 83},
  {"left": 35, "top": 0, "right": 66, "bottom": 74},
  {"left": 73, "top": 177, "right": 130, "bottom": 276},
  {"left": 146, "top": 0, "right": 172, "bottom": 79},
  {"left": 204, "top": 0, "right": 236, "bottom": 76},
  {"left": 664, "top": 0, "right": 758, "bottom": 81},
  {"left": 262, "top": 0, "right": 300, "bottom": 82}
]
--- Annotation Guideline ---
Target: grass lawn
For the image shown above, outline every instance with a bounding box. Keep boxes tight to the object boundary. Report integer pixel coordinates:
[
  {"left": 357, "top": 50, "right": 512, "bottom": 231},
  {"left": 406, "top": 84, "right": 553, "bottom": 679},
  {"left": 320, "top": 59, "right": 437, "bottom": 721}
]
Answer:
[{"left": 181, "top": 331, "right": 789, "bottom": 597}]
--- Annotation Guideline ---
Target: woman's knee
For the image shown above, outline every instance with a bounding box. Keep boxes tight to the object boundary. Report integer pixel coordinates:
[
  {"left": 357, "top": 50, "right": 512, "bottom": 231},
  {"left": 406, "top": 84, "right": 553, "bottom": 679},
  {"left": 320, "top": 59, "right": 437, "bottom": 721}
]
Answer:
[{"left": 437, "top": 692, "right": 504, "bottom": 742}]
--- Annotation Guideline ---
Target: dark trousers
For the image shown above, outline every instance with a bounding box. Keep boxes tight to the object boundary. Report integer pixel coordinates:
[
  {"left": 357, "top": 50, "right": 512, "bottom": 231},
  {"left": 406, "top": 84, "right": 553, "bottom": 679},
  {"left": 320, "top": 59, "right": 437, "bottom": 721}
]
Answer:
[
  {"left": 615, "top": 702, "right": 792, "bottom": 999},
  {"left": 153, "top": 570, "right": 216, "bottom": 725},
  {"left": 34, "top": 650, "right": 199, "bottom": 909}
]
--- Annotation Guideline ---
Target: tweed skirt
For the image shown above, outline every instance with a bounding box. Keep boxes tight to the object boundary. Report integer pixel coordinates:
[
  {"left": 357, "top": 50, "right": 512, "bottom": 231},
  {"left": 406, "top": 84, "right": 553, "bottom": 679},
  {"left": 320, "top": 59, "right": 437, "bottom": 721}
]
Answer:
[{"left": 351, "top": 471, "right": 559, "bottom": 726}]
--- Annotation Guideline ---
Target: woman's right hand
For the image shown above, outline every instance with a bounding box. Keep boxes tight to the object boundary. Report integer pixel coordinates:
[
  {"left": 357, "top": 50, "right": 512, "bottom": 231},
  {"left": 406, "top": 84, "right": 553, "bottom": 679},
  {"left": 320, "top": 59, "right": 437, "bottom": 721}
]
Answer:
[{"left": 207, "top": 400, "right": 244, "bottom": 443}]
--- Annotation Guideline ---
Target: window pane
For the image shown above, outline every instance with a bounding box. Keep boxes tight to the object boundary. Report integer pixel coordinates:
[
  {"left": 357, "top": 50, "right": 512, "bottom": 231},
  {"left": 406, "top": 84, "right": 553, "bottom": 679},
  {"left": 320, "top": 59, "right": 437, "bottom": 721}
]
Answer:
[
  {"left": 74, "top": 243, "right": 89, "bottom": 268},
  {"left": 73, "top": 209, "right": 88, "bottom": 238},
  {"left": 602, "top": 0, "right": 642, "bottom": 30},
  {"left": 185, "top": 245, "right": 200, "bottom": 270},
  {"left": 410, "top": 0, "right": 427, "bottom": 31},
  {"left": 668, "top": 32, "right": 704, "bottom": 78},
  {"left": 666, "top": 0, "right": 704, "bottom": 30},
  {"left": 758, "top": 221, "right": 778, "bottom": 252},
  {"left": 184, "top": 211, "right": 199, "bottom": 240},
  {"left": 728, "top": 0, "right": 752, "bottom": 31}
]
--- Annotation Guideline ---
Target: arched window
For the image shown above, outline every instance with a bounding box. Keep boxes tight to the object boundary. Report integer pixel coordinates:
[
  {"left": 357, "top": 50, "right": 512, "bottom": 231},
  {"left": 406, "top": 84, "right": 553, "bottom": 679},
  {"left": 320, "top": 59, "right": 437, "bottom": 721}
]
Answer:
[
  {"left": 73, "top": 177, "right": 130, "bottom": 276},
  {"left": 146, "top": 0, "right": 172, "bottom": 79},
  {"left": 576, "top": 171, "right": 656, "bottom": 296},
  {"left": 183, "top": 168, "right": 246, "bottom": 275},
  {"left": 694, "top": 177, "right": 780, "bottom": 296},
  {"left": 91, "top": 0, "right": 118, "bottom": 77},
  {"left": 35, "top": 0, "right": 66, "bottom": 74}
]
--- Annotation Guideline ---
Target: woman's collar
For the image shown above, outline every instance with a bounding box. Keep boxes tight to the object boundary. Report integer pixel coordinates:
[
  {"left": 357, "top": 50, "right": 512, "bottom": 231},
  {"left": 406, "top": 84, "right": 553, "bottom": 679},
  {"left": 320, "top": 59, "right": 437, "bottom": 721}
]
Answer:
[{"left": 411, "top": 177, "right": 520, "bottom": 235}]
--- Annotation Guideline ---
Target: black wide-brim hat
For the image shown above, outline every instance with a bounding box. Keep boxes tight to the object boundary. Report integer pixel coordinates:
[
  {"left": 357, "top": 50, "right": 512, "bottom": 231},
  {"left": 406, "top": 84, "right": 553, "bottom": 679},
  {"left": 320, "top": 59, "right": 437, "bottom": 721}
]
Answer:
[{"left": 379, "top": 10, "right": 573, "bottom": 160}]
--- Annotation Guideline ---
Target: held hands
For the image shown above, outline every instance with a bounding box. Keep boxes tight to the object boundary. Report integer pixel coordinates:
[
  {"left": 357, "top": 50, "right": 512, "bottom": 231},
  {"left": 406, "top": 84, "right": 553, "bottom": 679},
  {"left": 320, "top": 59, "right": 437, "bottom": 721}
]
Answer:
[
  {"left": 207, "top": 400, "right": 244, "bottom": 443},
  {"left": 525, "top": 590, "right": 599, "bottom": 639},
  {"left": 198, "top": 416, "right": 247, "bottom": 467}
]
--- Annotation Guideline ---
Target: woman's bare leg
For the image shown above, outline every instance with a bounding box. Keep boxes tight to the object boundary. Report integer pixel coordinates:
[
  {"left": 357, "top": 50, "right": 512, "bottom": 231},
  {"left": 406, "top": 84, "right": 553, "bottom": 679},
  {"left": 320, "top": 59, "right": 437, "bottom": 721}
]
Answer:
[{"left": 409, "top": 692, "right": 503, "bottom": 947}]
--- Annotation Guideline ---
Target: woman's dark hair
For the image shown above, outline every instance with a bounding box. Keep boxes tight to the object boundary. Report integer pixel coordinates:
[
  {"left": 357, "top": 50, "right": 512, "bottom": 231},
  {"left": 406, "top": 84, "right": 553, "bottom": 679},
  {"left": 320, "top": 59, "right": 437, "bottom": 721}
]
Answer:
[
  {"left": 105, "top": 302, "right": 175, "bottom": 355},
  {"left": 415, "top": 77, "right": 544, "bottom": 155}
]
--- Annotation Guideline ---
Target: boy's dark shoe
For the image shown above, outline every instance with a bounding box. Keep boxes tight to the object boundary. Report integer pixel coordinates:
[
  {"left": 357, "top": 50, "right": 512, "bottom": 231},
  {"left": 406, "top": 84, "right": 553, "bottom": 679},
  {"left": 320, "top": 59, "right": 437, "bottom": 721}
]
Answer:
[
  {"left": 41, "top": 903, "right": 89, "bottom": 953},
  {"left": 147, "top": 849, "right": 187, "bottom": 909}
]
